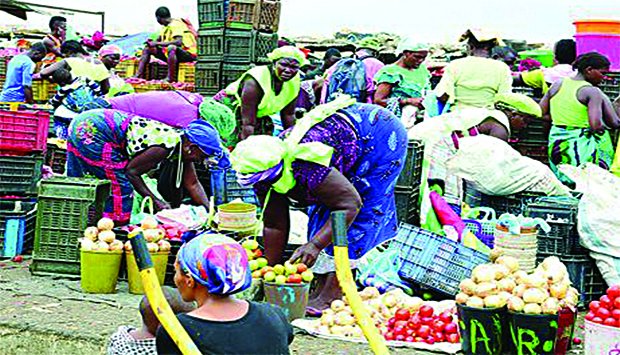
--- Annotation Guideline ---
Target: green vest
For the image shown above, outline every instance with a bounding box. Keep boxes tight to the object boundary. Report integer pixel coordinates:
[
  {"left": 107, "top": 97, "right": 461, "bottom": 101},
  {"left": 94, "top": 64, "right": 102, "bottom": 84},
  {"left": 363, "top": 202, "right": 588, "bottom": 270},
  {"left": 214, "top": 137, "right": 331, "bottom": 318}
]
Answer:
[
  {"left": 226, "top": 66, "right": 301, "bottom": 118},
  {"left": 550, "top": 78, "right": 591, "bottom": 128}
]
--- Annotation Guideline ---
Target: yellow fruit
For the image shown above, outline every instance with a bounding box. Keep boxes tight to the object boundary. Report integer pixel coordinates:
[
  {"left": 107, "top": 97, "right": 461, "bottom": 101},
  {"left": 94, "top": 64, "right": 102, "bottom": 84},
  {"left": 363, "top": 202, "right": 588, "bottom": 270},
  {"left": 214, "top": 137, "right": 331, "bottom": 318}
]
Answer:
[
  {"left": 140, "top": 216, "right": 158, "bottom": 230},
  {"left": 97, "top": 218, "right": 114, "bottom": 231},
  {"left": 158, "top": 240, "right": 172, "bottom": 252},
  {"left": 146, "top": 242, "right": 159, "bottom": 253},
  {"left": 98, "top": 230, "right": 116, "bottom": 243},
  {"left": 83, "top": 227, "right": 99, "bottom": 241}
]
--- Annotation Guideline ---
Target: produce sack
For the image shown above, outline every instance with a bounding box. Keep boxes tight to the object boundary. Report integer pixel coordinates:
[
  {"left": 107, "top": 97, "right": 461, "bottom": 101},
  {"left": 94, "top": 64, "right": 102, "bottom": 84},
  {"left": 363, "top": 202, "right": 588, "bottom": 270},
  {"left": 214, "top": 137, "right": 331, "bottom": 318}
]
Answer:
[
  {"left": 561, "top": 164, "right": 620, "bottom": 285},
  {"left": 446, "top": 135, "right": 570, "bottom": 197}
]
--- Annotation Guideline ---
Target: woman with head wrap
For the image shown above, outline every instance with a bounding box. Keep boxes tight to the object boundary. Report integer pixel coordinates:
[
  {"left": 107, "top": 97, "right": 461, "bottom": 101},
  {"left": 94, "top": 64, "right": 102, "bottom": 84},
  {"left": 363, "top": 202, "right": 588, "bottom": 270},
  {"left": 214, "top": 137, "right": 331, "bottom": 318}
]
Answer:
[
  {"left": 67, "top": 109, "right": 230, "bottom": 224},
  {"left": 435, "top": 29, "right": 513, "bottom": 111},
  {"left": 374, "top": 38, "right": 432, "bottom": 127},
  {"left": 213, "top": 46, "right": 306, "bottom": 146},
  {"left": 98, "top": 44, "right": 135, "bottom": 98},
  {"left": 515, "top": 39, "right": 577, "bottom": 94},
  {"left": 156, "top": 234, "right": 294, "bottom": 354},
  {"left": 231, "top": 97, "right": 408, "bottom": 313}
]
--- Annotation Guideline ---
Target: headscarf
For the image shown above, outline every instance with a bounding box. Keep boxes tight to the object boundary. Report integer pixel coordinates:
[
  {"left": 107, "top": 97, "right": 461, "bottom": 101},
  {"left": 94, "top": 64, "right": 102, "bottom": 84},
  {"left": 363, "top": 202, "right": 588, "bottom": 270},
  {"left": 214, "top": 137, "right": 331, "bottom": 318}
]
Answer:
[
  {"left": 177, "top": 234, "right": 251, "bottom": 295},
  {"left": 98, "top": 44, "right": 122, "bottom": 58},
  {"left": 231, "top": 96, "right": 356, "bottom": 194},
  {"left": 198, "top": 98, "right": 236, "bottom": 143},
  {"left": 184, "top": 119, "right": 230, "bottom": 168},
  {"left": 356, "top": 37, "right": 383, "bottom": 52},
  {"left": 521, "top": 69, "right": 549, "bottom": 94},
  {"left": 267, "top": 46, "right": 307, "bottom": 66},
  {"left": 494, "top": 93, "right": 542, "bottom": 118},
  {"left": 396, "top": 37, "right": 430, "bottom": 56}
]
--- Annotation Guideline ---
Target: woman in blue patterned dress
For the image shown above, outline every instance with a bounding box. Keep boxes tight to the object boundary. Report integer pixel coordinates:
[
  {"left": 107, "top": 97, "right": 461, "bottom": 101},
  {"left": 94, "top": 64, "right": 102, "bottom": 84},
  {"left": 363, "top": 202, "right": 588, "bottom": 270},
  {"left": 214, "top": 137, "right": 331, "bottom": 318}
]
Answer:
[{"left": 230, "top": 97, "right": 407, "bottom": 313}]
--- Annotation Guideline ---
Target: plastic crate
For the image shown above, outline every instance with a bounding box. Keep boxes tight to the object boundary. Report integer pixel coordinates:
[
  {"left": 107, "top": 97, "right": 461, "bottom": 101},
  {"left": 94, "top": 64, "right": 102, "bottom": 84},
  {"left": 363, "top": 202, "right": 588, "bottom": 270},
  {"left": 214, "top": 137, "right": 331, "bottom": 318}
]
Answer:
[
  {"left": 147, "top": 62, "right": 168, "bottom": 81},
  {"left": 222, "top": 63, "right": 252, "bottom": 90},
  {"left": 32, "top": 81, "right": 57, "bottom": 102},
  {"left": 30, "top": 177, "right": 110, "bottom": 276},
  {"left": 0, "top": 198, "right": 36, "bottom": 257},
  {"left": 0, "top": 110, "right": 50, "bottom": 154},
  {"left": 510, "top": 119, "right": 550, "bottom": 146},
  {"left": 210, "top": 168, "right": 260, "bottom": 206},
  {"left": 224, "top": 29, "right": 253, "bottom": 63},
  {"left": 396, "top": 139, "right": 424, "bottom": 188},
  {"left": 392, "top": 223, "right": 490, "bottom": 296},
  {"left": 195, "top": 61, "right": 222, "bottom": 96},
  {"left": 509, "top": 142, "right": 549, "bottom": 166},
  {"left": 253, "top": 0, "right": 281, "bottom": 33},
  {"left": 394, "top": 186, "right": 419, "bottom": 225},
  {"left": 198, "top": 0, "right": 257, "bottom": 30},
  {"left": 197, "top": 28, "right": 226, "bottom": 61},
  {"left": 177, "top": 63, "right": 195, "bottom": 83},
  {"left": 45, "top": 142, "right": 67, "bottom": 174},
  {"left": 114, "top": 60, "right": 139, "bottom": 78},
  {"left": 463, "top": 182, "right": 544, "bottom": 216},
  {"left": 600, "top": 72, "right": 620, "bottom": 99},
  {"left": 0, "top": 154, "right": 43, "bottom": 196},
  {"left": 252, "top": 31, "right": 278, "bottom": 63}
]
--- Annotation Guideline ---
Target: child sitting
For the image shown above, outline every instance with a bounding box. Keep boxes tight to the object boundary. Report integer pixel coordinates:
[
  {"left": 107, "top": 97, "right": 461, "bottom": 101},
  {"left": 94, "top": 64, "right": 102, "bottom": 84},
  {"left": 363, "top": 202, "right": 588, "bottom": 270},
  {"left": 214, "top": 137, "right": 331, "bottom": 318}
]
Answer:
[
  {"left": 156, "top": 234, "right": 294, "bottom": 355},
  {"left": 107, "top": 286, "right": 195, "bottom": 355},
  {"left": 49, "top": 68, "right": 110, "bottom": 139}
]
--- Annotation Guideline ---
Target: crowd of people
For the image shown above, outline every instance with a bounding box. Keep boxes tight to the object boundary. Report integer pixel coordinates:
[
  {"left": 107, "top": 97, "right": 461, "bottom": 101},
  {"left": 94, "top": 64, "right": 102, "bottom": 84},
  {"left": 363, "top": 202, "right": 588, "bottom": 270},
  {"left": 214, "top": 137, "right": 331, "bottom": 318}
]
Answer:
[{"left": 1, "top": 6, "right": 620, "bottom": 353}]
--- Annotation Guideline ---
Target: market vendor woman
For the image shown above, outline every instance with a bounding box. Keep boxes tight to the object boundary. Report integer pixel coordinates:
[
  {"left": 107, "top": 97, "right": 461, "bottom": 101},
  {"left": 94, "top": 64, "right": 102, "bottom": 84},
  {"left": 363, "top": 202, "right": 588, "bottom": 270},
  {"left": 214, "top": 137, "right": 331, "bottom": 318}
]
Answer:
[
  {"left": 231, "top": 97, "right": 407, "bottom": 313},
  {"left": 215, "top": 46, "right": 304, "bottom": 145},
  {"left": 67, "top": 109, "right": 230, "bottom": 224}
]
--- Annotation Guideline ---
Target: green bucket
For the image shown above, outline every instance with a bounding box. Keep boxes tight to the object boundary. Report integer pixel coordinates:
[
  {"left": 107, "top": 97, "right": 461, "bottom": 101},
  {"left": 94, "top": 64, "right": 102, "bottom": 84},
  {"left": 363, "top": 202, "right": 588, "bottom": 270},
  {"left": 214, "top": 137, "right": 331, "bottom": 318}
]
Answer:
[
  {"left": 126, "top": 252, "right": 169, "bottom": 294},
  {"left": 263, "top": 282, "right": 310, "bottom": 321},
  {"left": 80, "top": 250, "right": 123, "bottom": 294},
  {"left": 519, "top": 49, "right": 555, "bottom": 67}
]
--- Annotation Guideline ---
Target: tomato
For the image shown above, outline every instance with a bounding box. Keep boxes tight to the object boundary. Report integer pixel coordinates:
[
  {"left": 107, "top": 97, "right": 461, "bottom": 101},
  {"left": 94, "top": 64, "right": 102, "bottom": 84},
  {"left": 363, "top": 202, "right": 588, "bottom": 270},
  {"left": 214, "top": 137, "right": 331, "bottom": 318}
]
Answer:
[
  {"left": 446, "top": 333, "right": 460, "bottom": 344},
  {"left": 419, "top": 305, "right": 434, "bottom": 318},
  {"left": 432, "top": 320, "right": 446, "bottom": 332},
  {"left": 585, "top": 311, "right": 596, "bottom": 321},
  {"left": 597, "top": 307, "right": 611, "bottom": 319},
  {"left": 405, "top": 336, "right": 415, "bottom": 343},
  {"left": 421, "top": 317, "right": 434, "bottom": 325},
  {"left": 393, "top": 325, "right": 406, "bottom": 337},
  {"left": 590, "top": 301, "right": 601, "bottom": 312},
  {"left": 433, "top": 331, "right": 445, "bottom": 342},
  {"left": 425, "top": 336, "right": 436, "bottom": 345},
  {"left": 607, "top": 285, "right": 620, "bottom": 300},
  {"left": 394, "top": 320, "right": 409, "bottom": 330},
  {"left": 395, "top": 308, "right": 411, "bottom": 321},
  {"left": 417, "top": 325, "right": 431, "bottom": 338},
  {"left": 444, "top": 323, "right": 458, "bottom": 334},
  {"left": 387, "top": 317, "right": 396, "bottom": 328},
  {"left": 604, "top": 317, "right": 617, "bottom": 327},
  {"left": 384, "top": 331, "right": 395, "bottom": 341},
  {"left": 408, "top": 319, "right": 421, "bottom": 330},
  {"left": 439, "top": 311, "right": 454, "bottom": 324},
  {"left": 405, "top": 328, "right": 414, "bottom": 337},
  {"left": 414, "top": 336, "right": 424, "bottom": 343},
  {"left": 612, "top": 309, "right": 620, "bottom": 320},
  {"left": 395, "top": 334, "right": 405, "bottom": 342},
  {"left": 601, "top": 295, "right": 613, "bottom": 310},
  {"left": 614, "top": 297, "right": 620, "bottom": 310},
  {"left": 592, "top": 317, "right": 604, "bottom": 324}
]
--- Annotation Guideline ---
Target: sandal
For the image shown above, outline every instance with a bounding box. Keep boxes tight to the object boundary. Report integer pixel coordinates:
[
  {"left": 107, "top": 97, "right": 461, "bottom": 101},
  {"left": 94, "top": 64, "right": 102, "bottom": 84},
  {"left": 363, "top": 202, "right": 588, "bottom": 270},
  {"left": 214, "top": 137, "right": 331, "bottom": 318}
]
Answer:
[{"left": 305, "top": 306, "right": 323, "bottom": 317}]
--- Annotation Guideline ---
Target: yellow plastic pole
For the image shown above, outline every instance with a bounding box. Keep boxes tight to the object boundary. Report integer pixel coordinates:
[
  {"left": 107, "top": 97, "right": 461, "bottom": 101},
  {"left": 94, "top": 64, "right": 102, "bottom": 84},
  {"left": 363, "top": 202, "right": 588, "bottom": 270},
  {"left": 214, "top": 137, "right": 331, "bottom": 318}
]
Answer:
[
  {"left": 331, "top": 211, "right": 390, "bottom": 355},
  {"left": 129, "top": 231, "right": 200, "bottom": 355}
]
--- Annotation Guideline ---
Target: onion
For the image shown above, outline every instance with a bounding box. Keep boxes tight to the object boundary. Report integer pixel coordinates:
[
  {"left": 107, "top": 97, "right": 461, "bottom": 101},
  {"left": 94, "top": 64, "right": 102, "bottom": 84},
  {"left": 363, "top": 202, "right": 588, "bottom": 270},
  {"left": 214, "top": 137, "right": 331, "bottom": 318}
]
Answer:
[
  {"left": 484, "top": 295, "right": 506, "bottom": 308},
  {"left": 493, "top": 264, "right": 511, "bottom": 280},
  {"left": 498, "top": 278, "right": 516, "bottom": 293},
  {"left": 513, "top": 270, "right": 529, "bottom": 285},
  {"left": 402, "top": 297, "right": 424, "bottom": 312},
  {"left": 513, "top": 284, "right": 527, "bottom": 298},
  {"left": 143, "top": 229, "right": 160, "bottom": 243},
  {"left": 323, "top": 309, "right": 335, "bottom": 317},
  {"left": 80, "top": 238, "right": 95, "bottom": 251},
  {"left": 330, "top": 325, "right": 346, "bottom": 336},
  {"left": 490, "top": 248, "right": 503, "bottom": 263},
  {"left": 363, "top": 287, "right": 380, "bottom": 300},
  {"left": 97, "top": 217, "right": 114, "bottom": 231},
  {"left": 523, "top": 288, "right": 548, "bottom": 304},
  {"left": 523, "top": 303, "right": 542, "bottom": 314},
  {"left": 459, "top": 278, "right": 477, "bottom": 296},
  {"left": 541, "top": 256, "right": 561, "bottom": 271},
  {"left": 98, "top": 230, "right": 116, "bottom": 244},
  {"left": 335, "top": 311, "right": 356, "bottom": 326},
  {"left": 545, "top": 265, "right": 568, "bottom": 284},
  {"left": 472, "top": 265, "right": 495, "bottom": 283},
  {"left": 496, "top": 256, "right": 520, "bottom": 273},
  {"left": 141, "top": 216, "right": 158, "bottom": 230},
  {"left": 331, "top": 300, "right": 346, "bottom": 312},
  {"left": 146, "top": 242, "right": 159, "bottom": 253},
  {"left": 381, "top": 294, "right": 397, "bottom": 308},
  {"left": 466, "top": 296, "right": 485, "bottom": 308},
  {"left": 507, "top": 296, "right": 525, "bottom": 312},
  {"left": 109, "top": 240, "right": 124, "bottom": 251},
  {"left": 124, "top": 240, "right": 132, "bottom": 251},
  {"left": 96, "top": 241, "right": 110, "bottom": 251},
  {"left": 456, "top": 292, "right": 469, "bottom": 305},
  {"left": 498, "top": 291, "right": 513, "bottom": 304},
  {"left": 474, "top": 281, "right": 498, "bottom": 298},
  {"left": 158, "top": 240, "right": 171, "bottom": 252},
  {"left": 549, "top": 282, "right": 569, "bottom": 299},
  {"left": 541, "top": 297, "right": 560, "bottom": 315},
  {"left": 523, "top": 273, "right": 547, "bottom": 289},
  {"left": 83, "top": 227, "right": 99, "bottom": 241}
]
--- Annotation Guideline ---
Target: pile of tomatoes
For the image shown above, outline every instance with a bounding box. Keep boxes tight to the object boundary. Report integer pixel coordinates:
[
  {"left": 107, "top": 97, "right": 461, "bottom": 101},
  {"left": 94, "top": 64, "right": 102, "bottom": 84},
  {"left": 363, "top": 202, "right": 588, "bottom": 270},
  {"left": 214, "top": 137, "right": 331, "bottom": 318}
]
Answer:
[
  {"left": 383, "top": 304, "right": 460, "bottom": 344},
  {"left": 585, "top": 285, "right": 620, "bottom": 328}
]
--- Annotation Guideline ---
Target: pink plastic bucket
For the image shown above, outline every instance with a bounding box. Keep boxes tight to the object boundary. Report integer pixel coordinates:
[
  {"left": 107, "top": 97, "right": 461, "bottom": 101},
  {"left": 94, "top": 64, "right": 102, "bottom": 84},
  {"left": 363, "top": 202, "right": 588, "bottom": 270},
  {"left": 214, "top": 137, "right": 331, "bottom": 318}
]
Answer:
[{"left": 575, "top": 33, "right": 620, "bottom": 70}]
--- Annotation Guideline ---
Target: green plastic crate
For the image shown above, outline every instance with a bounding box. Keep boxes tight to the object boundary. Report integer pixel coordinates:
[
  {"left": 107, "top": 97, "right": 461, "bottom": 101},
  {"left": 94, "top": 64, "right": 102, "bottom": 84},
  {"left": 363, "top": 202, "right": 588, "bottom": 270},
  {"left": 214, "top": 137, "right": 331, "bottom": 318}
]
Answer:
[
  {"left": 198, "top": 0, "right": 257, "bottom": 30},
  {"left": 252, "top": 31, "right": 278, "bottom": 63},
  {"left": 0, "top": 155, "right": 44, "bottom": 196},
  {"left": 195, "top": 61, "right": 222, "bottom": 96},
  {"left": 198, "top": 28, "right": 252, "bottom": 63},
  {"left": 30, "top": 177, "right": 110, "bottom": 276},
  {"left": 222, "top": 63, "right": 252, "bottom": 89}
]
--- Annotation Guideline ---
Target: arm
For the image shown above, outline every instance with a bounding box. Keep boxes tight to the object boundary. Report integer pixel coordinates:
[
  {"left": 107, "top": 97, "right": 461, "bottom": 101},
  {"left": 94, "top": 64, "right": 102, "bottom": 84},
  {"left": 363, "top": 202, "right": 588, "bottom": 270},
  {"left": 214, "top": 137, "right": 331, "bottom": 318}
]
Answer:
[
  {"left": 600, "top": 94, "right": 620, "bottom": 129},
  {"left": 280, "top": 97, "right": 297, "bottom": 129},
  {"left": 43, "top": 37, "right": 63, "bottom": 58},
  {"left": 39, "top": 60, "right": 67, "bottom": 79},
  {"left": 261, "top": 190, "right": 291, "bottom": 265},
  {"left": 512, "top": 72, "right": 525, "bottom": 87},
  {"left": 23, "top": 61, "right": 35, "bottom": 104},
  {"left": 373, "top": 82, "right": 393, "bottom": 107},
  {"left": 99, "top": 78, "right": 110, "bottom": 95},
  {"left": 49, "top": 88, "right": 66, "bottom": 108},
  {"left": 23, "top": 86, "right": 33, "bottom": 104},
  {"left": 153, "top": 35, "right": 184, "bottom": 48},
  {"left": 579, "top": 87, "right": 605, "bottom": 132},
  {"left": 290, "top": 169, "right": 362, "bottom": 266},
  {"left": 125, "top": 146, "right": 172, "bottom": 210},
  {"left": 87, "top": 78, "right": 103, "bottom": 96},
  {"left": 539, "top": 81, "right": 561, "bottom": 122},
  {"left": 181, "top": 162, "right": 209, "bottom": 206},
  {"left": 239, "top": 78, "right": 264, "bottom": 140}
]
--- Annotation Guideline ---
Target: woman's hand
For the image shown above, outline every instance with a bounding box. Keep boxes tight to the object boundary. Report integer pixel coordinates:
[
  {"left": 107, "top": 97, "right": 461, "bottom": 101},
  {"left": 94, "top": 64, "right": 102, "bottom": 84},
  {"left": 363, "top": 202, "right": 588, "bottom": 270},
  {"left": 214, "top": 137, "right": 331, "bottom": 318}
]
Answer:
[
  {"left": 403, "top": 97, "right": 424, "bottom": 108},
  {"left": 290, "top": 241, "right": 322, "bottom": 267},
  {"left": 154, "top": 198, "right": 171, "bottom": 211}
]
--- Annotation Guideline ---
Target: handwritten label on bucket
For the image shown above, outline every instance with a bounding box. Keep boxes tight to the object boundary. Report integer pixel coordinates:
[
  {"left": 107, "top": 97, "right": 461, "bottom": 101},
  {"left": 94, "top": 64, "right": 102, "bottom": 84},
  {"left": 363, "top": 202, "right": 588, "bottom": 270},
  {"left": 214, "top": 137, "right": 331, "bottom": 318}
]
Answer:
[{"left": 459, "top": 314, "right": 504, "bottom": 354}]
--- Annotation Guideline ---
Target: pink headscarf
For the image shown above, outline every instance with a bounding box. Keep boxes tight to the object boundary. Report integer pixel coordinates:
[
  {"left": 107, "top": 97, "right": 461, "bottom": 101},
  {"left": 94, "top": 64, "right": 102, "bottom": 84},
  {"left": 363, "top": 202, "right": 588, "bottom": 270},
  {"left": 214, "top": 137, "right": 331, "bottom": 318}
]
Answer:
[{"left": 98, "top": 44, "right": 122, "bottom": 58}]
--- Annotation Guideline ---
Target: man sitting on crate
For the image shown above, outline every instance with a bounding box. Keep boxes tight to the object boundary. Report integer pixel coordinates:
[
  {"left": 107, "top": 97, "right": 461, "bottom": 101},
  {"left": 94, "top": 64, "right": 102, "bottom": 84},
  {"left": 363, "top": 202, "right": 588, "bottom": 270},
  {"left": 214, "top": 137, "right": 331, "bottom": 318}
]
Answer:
[
  {"left": 134, "top": 6, "right": 197, "bottom": 83},
  {"left": 0, "top": 43, "right": 47, "bottom": 104}
]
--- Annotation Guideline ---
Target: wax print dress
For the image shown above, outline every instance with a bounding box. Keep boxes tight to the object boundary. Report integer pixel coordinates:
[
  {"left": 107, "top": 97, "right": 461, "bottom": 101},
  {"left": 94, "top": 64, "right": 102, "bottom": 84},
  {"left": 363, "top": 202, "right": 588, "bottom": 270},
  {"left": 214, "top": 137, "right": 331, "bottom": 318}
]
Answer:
[
  {"left": 67, "top": 109, "right": 181, "bottom": 223},
  {"left": 258, "top": 104, "right": 407, "bottom": 270}
]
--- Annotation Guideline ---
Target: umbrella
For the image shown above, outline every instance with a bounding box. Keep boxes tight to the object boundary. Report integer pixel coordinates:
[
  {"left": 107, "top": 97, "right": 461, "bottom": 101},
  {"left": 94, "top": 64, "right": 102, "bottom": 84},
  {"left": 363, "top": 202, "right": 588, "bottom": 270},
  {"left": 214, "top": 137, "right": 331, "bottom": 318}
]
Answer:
[{"left": 0, "top": 0, "right": 35, "bottom": 20}]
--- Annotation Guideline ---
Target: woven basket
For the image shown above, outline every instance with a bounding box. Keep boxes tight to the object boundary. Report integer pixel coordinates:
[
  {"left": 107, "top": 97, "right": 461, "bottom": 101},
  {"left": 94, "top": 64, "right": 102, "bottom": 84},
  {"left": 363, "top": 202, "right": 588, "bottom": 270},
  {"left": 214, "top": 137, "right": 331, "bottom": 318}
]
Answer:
[{"left": 494, "top": 225, "right": 538, "bottom": 272}]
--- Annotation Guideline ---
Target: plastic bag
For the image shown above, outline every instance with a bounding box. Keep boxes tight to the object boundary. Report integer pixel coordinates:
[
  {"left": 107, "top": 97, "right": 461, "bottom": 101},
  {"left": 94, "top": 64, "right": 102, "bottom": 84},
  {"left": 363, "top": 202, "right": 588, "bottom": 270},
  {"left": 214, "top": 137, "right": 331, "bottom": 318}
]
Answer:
[
  {"left": 357, "top": 247, "right": 412, "bottom": 294},
  {"left": 156, "top": 205, "right": 209, "bottom": 231},
  {"left": 130, "top": 196, "right": 154, "bottom": 225}
]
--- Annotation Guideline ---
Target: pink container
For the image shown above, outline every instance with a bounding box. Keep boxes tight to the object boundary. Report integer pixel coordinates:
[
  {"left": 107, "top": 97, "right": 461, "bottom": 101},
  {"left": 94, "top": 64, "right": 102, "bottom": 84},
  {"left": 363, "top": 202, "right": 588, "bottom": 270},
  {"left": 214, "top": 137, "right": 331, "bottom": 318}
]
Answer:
[{"left": 575, "top": 33, "right": 620, "bottom": 70}]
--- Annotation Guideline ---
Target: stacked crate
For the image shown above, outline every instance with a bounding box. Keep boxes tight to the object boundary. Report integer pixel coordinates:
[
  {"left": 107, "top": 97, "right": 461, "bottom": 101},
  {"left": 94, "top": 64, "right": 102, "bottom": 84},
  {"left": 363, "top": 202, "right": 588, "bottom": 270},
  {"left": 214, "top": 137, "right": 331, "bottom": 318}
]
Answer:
[
  {"left": 0, "top": 109, "right": 50, "bottom": 257},
  {"left": 195, "top": 0, "right": 281, "bottom": 96},
  {"left": 394, "top": 140, "right": 424, "bottom": 226}
]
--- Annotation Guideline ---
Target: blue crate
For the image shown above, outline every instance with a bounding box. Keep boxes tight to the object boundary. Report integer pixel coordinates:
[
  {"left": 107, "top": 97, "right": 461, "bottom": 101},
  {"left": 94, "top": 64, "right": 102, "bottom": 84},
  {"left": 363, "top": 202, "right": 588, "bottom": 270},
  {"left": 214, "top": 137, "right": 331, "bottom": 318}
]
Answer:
[
  {"left": 209, "top": 168, "right": 260, "bottom": 207},
  {"left": 392, "top": 223, "right": 490, "bottom": 296},
  {"left": 0, "top": 198, "right": 37, "bottom": 257}
]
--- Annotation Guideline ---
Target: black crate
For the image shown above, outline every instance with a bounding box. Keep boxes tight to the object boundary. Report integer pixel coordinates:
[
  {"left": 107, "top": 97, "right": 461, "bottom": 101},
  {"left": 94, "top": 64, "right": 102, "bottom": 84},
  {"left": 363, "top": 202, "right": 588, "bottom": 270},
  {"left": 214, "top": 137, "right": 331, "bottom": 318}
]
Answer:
[
  {"left": 198, "top": 0, "right": 257, "bottom": 30},
  {"left": 510, "top": 119, "right": 550, "bottom": 146},
  {"left": 600, "top": 72, "right": 620, "bottom": 99},
  {"left": 252, "top": 31, "right": 278, "bottom": 63},
  {"left": 45, "top": 143, "right": 67, "bottom": 174},
  {"left": 198, "top": 28, "right": 253, "bottom": 63},
  {"left": 509, "top": 142, "right": 549, "bottom": 166},
  {"left": 396, "top": 139, "right": 424, "bottom": 188},
  {"left": 0, "top": 154, "right": 44, "bottom": 196},
  {"left": 395, "top": 186, "right": 419, "bottom": 226},
  {"left": 525, "top": 197, "right": 587, "bottom": 257},
  {"left": 463, "top": 181, "right": 544, "bottom": 216},
  {"left": 195, "top": 61, "right": 222, "bottom": 96},
  {"left": 0, "top": 198, "right": 36, "bottom": 256},
  {"left": 222, "top": 63, "right": 252, "bottom": 89}
]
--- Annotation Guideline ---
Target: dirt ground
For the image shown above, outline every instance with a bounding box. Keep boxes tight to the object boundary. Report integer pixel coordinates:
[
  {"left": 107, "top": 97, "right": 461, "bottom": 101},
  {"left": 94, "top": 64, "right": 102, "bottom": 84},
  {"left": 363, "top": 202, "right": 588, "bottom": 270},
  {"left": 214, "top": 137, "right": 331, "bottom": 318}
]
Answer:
[{"left": 0, "top": 259, "right": 585, "bottom": 355}]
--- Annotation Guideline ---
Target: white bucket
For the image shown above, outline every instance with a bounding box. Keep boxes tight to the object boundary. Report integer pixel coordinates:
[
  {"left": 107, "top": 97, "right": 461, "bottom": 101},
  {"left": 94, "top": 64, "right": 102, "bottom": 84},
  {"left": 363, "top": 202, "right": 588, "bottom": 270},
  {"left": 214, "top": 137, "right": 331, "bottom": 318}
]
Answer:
[{"left": 584, "top": 320, "right": 620, "bottom": 354}]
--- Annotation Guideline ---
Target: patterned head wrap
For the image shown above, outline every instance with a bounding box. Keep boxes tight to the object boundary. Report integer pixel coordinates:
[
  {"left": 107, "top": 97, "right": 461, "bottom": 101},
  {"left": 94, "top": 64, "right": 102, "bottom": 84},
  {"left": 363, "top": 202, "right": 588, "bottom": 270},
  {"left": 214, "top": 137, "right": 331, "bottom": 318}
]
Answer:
[
  {"left": 198, "top": 98, "right": 236, "bottom": 143},
  {"left": 98, "top": 44, "right": 122, "bottom": 58},
  {"left": 184, "top": 120, "right": 230, "bottom": 168},
  {"left": 396, "top": 38, "right": 430, "bottom": 56},
  {"left": 356, "top": 37, "right": 384, "bottom": 52},
  {"left": 494, "top": 93, "right": 542, "bottom": 118},
  {"left": 267, "top": 46, "right": 308, "bottom": 66},
  {"left": 177, "top": 234, "right": 251, "bottom": 295}
]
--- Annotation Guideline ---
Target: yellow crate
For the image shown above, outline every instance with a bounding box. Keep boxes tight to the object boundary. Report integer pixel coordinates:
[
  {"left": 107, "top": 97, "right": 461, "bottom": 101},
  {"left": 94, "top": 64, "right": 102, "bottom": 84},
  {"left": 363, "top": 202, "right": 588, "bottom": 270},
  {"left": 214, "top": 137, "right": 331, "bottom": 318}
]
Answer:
[
  {"left": 115, "top": 60, "right": 139, "bottom": 79},
  {"left": 32, "top": 81, "right": 59, "bottom": 102},
  {"left": 178, "top": 63, "right": 195, "bottom": 83}
]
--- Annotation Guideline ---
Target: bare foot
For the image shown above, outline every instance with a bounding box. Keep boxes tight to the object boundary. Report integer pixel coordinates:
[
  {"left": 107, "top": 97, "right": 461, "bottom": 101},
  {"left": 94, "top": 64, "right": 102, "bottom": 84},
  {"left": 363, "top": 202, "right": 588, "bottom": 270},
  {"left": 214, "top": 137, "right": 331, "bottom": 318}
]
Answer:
[{"left": 307, "top": 272, "right": 342, "bottom": 311}]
